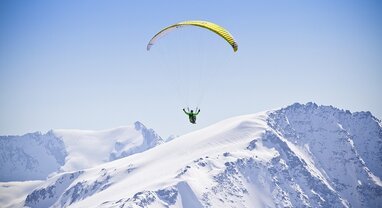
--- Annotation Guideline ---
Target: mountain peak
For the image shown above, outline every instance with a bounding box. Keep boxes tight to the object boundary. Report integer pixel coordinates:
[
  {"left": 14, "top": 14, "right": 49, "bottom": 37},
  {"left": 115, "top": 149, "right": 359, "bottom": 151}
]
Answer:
[
  {"left": 2, "top": 103, "right": 381, "bottom": 208},
  {"left": 281, "top": 102, "right": 378, "bottom": 121},
  {"left": 134, "top": 121, "right": 146, "bottom": 131}
]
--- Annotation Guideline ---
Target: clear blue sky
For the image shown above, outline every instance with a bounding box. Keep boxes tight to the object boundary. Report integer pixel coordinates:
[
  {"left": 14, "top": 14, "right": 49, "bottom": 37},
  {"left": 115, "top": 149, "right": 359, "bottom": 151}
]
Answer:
[{"left": 1, "top": 0, "right": 381, "bottom": 138}]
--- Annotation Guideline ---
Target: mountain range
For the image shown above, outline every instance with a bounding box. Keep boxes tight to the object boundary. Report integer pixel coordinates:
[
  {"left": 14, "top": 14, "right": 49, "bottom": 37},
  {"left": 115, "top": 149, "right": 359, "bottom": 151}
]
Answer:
[{"left": 0, "top": 102, "right": 381, "bottom": 208}]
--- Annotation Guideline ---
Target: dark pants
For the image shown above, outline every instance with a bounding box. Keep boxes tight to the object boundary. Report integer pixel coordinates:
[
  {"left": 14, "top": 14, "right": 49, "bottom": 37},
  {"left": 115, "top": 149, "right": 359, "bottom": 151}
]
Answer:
[{"left": 190, "top": 116, "right": 196, "bottom": 124}]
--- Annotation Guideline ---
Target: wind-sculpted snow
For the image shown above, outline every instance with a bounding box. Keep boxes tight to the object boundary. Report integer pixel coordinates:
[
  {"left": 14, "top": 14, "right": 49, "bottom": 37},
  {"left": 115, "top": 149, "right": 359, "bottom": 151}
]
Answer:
[{"left": 3, "top": 103, "right": 382, "bottom": 208}]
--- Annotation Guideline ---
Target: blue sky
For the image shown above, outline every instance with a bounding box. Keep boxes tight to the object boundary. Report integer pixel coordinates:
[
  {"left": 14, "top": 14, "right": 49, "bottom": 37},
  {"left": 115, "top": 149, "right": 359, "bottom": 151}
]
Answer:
[{"left": 1, "top": 0, "right": 381, "bottom": 138}]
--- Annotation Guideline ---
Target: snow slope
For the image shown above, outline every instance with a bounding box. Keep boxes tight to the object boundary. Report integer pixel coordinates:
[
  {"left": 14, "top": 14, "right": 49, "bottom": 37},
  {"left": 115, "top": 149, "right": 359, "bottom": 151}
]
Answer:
[
  {"left": 4, "top": 103, "right": 382, "bottom": 208},
  {"left": 0, "top": 180, "right": 44, "bottom": 208},
  {"left": 0, "top": 121, "right": 163, "bottom": 182}
]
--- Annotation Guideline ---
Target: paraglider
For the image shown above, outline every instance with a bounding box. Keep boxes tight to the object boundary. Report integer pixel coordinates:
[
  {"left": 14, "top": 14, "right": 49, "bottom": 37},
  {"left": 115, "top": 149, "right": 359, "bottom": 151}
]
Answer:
[
  {"left": 147, "top": 20, "right": 237, "bottom": 124},
  {"left": 147, "top": 20, "right": 238, "bottom": 52},
  {"left": 183, "top": 108, "right": 201, "bottom": 124}
]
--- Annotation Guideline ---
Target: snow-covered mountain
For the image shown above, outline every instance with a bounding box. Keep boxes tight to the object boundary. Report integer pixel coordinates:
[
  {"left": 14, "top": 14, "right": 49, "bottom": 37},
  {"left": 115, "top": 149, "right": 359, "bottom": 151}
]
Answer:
[
  {"left": 0, "top": 131, "right": 67, "bottom": 182},
  {"left": 0, "top": 121, "right": 163, "bottom": 182},
  {"left": 2, "top": 103, "right": 382, "bottom": 208}
]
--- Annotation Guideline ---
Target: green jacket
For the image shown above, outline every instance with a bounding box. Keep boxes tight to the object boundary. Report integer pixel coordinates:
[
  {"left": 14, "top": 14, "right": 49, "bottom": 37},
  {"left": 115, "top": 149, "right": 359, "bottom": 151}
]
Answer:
[{"left": 183, "top": 109, "right": 200, "bottom": 123}]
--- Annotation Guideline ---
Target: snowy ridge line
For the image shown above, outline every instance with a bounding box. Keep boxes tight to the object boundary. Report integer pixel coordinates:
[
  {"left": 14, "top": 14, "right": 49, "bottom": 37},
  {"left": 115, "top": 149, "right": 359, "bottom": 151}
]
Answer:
[{"left": 1, "top": 102, "right": 382, "bottom": 208}]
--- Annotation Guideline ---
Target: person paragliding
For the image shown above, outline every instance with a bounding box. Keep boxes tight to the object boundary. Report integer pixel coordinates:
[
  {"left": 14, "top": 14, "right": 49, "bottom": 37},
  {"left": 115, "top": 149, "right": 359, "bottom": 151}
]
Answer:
[
  {"left": 147, "top": 20, "right": 237, "bottom": 125},
  {"left": 183, "top": 108, "right": 200, "bottom": 124}
]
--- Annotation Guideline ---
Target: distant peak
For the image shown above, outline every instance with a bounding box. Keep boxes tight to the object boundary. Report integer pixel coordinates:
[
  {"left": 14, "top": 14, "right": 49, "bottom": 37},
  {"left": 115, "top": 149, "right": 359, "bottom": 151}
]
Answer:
[
  {"left": 269, "top": 102, "right": 381, "bottom": 128},
  {"left": 286, "top": 102, "right": 318, "bottom": 111},
  {"left": 284, "top": 103, "right": 377, "bottom": 118},
  {"left": 134, "top": 121, "right": 146, "bottom": 131},
  {"left": 166, "top": 135, "right": 179, "bottom": 142},
  {"left": 26, "top": 131, "right": 44, "bottom": 137},
  {"left": 279, "top": 102, "right": 351, "bottom": 116}
]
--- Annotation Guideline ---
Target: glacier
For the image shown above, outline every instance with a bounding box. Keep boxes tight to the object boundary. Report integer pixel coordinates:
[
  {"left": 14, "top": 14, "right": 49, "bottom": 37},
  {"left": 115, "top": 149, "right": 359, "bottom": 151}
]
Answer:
[{"left": 1, "top": 103, "right": 381, "bottom": 208}]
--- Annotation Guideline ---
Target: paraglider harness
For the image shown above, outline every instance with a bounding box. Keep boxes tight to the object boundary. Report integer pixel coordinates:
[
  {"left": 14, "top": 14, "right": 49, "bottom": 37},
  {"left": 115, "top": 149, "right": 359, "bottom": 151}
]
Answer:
[{"left": 183, "top": 107, "right": 200, "bottom": 124}]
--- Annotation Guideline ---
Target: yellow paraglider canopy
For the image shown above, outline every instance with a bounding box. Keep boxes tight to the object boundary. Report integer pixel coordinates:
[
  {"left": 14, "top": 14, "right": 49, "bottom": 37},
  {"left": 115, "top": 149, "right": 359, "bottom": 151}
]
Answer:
[{"left": 147, "top": 20, "right": 238, "bottom": 52}]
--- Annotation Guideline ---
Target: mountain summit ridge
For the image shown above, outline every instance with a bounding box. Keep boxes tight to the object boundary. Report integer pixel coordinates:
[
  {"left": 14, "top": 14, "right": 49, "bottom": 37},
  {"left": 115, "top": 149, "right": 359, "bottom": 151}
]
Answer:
[{"left": 1, "top": 103, "right": 381, "bottom": 208}]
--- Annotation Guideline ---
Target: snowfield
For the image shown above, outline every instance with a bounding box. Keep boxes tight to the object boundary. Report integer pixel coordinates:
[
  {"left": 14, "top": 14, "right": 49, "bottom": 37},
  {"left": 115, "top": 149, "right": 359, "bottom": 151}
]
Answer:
[{"left": 1, "top": 103, "right": 381, "bottom": 208}]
